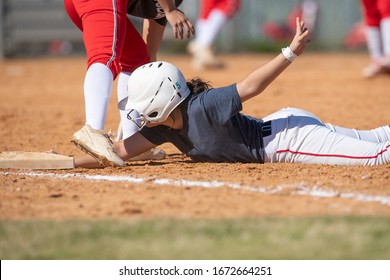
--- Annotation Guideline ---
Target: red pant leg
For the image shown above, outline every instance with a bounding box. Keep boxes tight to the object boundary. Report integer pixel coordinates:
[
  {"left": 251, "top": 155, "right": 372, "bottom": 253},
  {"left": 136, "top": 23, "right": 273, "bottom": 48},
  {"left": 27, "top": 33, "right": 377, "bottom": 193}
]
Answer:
[
  {"left": 361, "top": 0, "right": 381, "bottom": 26},
  {"left": 64, "top": 0, "right": 148, "bottom": 78},
  {"left": 200, "top": 0, "right": 240, "bottom": 19},
  {"left": 377, "top": 0, "right": 390, "bottom": 19},
  {"left": 120, "top": 18, "right": 150, "bottom": 73}
]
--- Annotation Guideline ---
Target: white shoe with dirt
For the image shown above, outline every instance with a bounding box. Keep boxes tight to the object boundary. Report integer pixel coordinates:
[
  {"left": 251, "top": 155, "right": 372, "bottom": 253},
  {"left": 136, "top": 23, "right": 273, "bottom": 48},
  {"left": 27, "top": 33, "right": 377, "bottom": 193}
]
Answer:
[{"left": 72, "top": 124, "right": 126, "bottom": 167}]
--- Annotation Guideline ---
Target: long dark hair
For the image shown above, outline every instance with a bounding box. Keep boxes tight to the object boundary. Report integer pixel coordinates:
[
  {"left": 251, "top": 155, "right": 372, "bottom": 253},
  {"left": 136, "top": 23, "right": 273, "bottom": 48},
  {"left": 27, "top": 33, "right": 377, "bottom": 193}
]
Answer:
[{"left": 186, "top": 78, "right": 212, "bottom": 94}]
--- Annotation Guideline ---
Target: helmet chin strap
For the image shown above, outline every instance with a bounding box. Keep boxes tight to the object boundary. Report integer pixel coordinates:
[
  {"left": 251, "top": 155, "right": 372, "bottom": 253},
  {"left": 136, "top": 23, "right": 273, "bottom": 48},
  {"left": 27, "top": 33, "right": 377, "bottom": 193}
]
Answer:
[{"left": 127, "top": 109, "right": 146, "bottom": 130}]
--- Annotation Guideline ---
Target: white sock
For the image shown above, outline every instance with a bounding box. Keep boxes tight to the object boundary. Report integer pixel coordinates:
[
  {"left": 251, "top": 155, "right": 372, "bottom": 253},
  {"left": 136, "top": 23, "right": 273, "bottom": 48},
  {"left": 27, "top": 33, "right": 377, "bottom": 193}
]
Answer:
[
  {"left": 117, "top": 72, "right": 140, "bottom": 139},
  {"left": 84, "top": 63, "right": 113, "bottom": 130},
  {"left": 196, "top": 9, "right": 227, "bottom": 48},
  {"left": 195, "top": 19, "right": 206, "bottom": 43},
  {"left": 365, "top": 26, "right": 383, "bottom": 60},
  {"left": 380, "top": 17, "right": 390, "bottom": 56}
]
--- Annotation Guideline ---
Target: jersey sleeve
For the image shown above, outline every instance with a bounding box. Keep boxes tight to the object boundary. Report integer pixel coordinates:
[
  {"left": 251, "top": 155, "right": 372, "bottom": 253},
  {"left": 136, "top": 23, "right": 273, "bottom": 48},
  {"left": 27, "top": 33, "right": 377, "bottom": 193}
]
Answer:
[
  {"left": 197, "top": 84, "right": 243, "bottom": 125},
  {"left": 139, "top": 126, "right": 170, "bottom": 146}
]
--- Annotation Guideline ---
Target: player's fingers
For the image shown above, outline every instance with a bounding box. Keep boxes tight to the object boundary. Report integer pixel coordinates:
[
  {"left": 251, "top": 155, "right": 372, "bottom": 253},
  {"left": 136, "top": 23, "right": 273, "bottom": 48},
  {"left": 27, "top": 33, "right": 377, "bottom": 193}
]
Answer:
[
  {"left": 297, "top": 30, "right": 308, "bottom": 41},
  {"left": 182, "top": 22, "right": 190, "bottom": 39},
  {"left": 296, "top": 17, "right": 302, "bottom": 34},
  {"left": 176, "top": 23, "right": 184, "bottom": 39},
  {"left": 299, "top": 30, "right": 310, "bottom": 44},
  {"left": 186, "top": 20, "right": 195, "bottom": 37},
  {"left": 300, "top": 19, "right": 305, "bottom": 30},
  {"left": 176, "top": 9, "right": 195, "bottom": 37},
  {"left": 296, "top": 17, "right": 308, "bottom": 36},
  {"left": 183, "top": 21, "right": 195, "bottom": 39}
]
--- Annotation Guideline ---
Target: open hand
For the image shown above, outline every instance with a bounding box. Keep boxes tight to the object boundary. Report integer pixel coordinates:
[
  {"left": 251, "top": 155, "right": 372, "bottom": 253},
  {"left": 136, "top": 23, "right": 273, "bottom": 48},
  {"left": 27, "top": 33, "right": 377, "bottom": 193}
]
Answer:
[
  {"left": 165, "top": 9, "right": 195, "bottom": 40},
  {"left": 289, "top": 17, "right": 310, "bottom": 56}
]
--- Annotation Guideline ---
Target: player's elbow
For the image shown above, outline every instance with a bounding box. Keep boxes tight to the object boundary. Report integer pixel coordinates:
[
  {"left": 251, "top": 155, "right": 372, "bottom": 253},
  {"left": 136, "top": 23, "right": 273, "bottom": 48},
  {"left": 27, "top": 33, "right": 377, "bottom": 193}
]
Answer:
[{"left": 236, "top": 81, "right": 264, "bottom": 102}]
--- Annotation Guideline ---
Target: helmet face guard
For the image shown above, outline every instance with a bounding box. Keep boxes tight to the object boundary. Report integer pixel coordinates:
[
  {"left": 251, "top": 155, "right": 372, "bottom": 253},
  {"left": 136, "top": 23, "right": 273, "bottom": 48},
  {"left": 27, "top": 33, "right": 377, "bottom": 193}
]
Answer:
[
  {"left": 127, "top": 109, "right": 147, "bottom": 130},
  {"left": 125, "top": 61, "right": 190, "bottom": 128}
]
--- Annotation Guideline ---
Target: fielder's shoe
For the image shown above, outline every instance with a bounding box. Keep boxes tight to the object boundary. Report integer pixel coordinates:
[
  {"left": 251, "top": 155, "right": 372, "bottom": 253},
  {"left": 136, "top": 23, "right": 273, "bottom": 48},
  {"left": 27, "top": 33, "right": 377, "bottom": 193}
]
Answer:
[
  {"left": 362, "top": 58, "right": 390, "bottom": 78},
  {"left": 382, "top": 56, "right": 390, "bottom": 70},
  {"left": 362, "top": 61, "right": 385, "bottom": 78},
  {"left": 129, "top": 148, "right": 166, "bottom": 161},
  {"left": 187, "top": 41, "right": 224, "bottom": 70},
  {"left": 72, "top": 124, "right": 126, "bottom": 167},
  {"left": 186, "top": 40, "right": 198, "bottom": 56}
]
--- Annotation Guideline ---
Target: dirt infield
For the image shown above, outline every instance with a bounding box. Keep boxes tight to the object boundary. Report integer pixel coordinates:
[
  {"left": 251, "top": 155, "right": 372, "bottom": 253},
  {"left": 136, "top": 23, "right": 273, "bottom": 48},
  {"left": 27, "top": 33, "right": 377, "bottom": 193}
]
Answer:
[{"left": 1, "top": 52, "right": 390, "bottom": 220}]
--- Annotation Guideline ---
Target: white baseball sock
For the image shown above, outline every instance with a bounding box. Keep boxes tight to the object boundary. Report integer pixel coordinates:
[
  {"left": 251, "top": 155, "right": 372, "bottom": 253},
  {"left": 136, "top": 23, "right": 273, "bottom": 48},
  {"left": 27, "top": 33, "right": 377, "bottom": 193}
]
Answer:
[
  {"left": 365, "top": 26, "right": 383, "bottom": 60},
  {"left": 84, "top": 63, "right": 113, "bottom": 130},
  {"left": 117, "top": 72, "right": 140, "bottom": 140},
  {"left": 380, "top": 17, "right": 390, "bottom": 57},
  {"left": 195, "top": 19, "right": 206, "bottom": 43},
  {"left": 196, "top": 9, "right": 227, "bottom": 48}
]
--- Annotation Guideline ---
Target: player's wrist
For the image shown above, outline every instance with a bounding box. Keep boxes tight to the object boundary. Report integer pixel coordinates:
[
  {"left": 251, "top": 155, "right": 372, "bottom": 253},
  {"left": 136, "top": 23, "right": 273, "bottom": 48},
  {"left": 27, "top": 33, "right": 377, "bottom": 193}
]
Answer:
[{"left": 281, "top": 47, "right": 297, "bottom": 62}]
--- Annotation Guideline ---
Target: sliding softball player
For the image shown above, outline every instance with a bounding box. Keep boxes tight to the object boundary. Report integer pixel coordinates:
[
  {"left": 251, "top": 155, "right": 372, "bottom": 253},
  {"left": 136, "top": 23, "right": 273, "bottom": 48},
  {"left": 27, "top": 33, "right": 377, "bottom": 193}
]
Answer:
[{"left": 74, "top": 17, "right": 390, "bottom": 168}]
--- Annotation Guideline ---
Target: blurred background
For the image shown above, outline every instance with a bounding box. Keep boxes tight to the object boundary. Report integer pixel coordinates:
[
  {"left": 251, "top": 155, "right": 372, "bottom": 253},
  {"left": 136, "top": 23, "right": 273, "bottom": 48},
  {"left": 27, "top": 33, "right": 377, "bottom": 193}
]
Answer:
[{"left": 0, "top": 0, "right": 365, "bottom": 59}]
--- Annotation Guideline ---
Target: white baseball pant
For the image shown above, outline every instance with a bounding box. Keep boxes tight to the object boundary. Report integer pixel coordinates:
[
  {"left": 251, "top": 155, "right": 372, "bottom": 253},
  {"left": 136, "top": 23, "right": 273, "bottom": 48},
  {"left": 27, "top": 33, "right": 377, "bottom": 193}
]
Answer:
[{"left": 262, "top": 107, "right": 390, "bottom": 165}]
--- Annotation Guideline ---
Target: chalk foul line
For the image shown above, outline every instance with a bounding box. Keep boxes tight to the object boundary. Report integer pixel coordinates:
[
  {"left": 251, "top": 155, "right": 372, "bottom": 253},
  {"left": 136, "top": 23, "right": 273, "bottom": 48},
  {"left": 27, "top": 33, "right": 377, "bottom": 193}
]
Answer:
[{"left": 2, "top": 171, "right": 390, "bottom": 207}]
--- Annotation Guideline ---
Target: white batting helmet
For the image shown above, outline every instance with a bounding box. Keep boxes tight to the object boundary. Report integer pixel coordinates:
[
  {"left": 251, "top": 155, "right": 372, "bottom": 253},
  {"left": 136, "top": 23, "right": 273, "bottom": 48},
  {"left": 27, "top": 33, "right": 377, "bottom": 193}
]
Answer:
[{"left": 125, "top": 61, "right": 190, "bottom": 129}]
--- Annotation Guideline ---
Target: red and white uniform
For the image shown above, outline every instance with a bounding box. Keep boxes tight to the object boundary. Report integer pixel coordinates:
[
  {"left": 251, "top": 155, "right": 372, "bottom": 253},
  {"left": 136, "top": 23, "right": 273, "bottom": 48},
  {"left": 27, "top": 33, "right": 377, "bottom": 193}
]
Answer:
[
  {"left": 64, "top": 0, "right": 188, "bottom": 134},
  {"left": 64, "top": 0, "right": 149, "bottom": 78},
  {"left": 191, "top": 0, "right": 241, "bottom": 61},
  {"left": 361, "top": 0, "right": 390, "bottom": 27},
  {"left": 199, "top": 0, "right": 240, "bottom": 20},
  {"left": 360, "top": 0, "right": 390, "bottom": 77}
]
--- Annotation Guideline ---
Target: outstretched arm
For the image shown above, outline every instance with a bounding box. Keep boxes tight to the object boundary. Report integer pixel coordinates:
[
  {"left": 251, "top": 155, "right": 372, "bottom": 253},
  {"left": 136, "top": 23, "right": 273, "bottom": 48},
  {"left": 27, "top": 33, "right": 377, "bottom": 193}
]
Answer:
[{"left": 236, "top": 17, "right": 310, "bottom": 102}]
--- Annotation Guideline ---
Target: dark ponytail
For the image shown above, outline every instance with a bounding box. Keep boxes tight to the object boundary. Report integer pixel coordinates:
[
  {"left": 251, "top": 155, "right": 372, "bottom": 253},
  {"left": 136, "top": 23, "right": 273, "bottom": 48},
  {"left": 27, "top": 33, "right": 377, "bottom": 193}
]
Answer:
[{"left": 186, "top": 78, "right": 212, "bottom": 94}]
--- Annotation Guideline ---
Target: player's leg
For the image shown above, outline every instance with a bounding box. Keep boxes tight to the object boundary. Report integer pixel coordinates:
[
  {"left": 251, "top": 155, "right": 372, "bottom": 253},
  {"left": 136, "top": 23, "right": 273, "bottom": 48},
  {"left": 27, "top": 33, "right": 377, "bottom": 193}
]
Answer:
[
  {"left": 64, "top": 0, "right": 82, "bottom": 31},
  {"left": 199, "top": 0, "right": 240, "bottom": 47},
  {"left": 69, "top": 0, "right": 128, "bottom": 167},
  {"left": 378, "top": 0, "right": 390, "bottom": 68},
  {"left": 118, "top": 17, "right": 149, "bottom": 140},
  {"left": 262, "top": 107, "right": 324, "bottom": 162},
  {"left": 188, "top": 0, "right": 241, "bottom": 69},
  {"left": 361, "top": 0, "right": 386, "bottom": 77},
  {"left": 325, "top": 123, "right": 390, "bottom": 143},
  {"left": 117, "top": 71, "right": 138, "bottom": 140},
  {"left": 78, "top": 0, "right": 128, "bottom": 130},
  {"left": 263, "top": 108, "right": 390, "bottom": 165}
]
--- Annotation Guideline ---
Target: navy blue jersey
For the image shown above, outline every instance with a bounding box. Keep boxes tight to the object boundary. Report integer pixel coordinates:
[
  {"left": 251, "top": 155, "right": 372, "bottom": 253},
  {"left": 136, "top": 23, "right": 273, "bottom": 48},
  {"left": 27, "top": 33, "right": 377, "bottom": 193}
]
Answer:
[
  {"left": 127, "top": 0, "right": 183, "bottom": 26},
  {"left": 140, "top": 84, "right": 266, "bottom": 163}
]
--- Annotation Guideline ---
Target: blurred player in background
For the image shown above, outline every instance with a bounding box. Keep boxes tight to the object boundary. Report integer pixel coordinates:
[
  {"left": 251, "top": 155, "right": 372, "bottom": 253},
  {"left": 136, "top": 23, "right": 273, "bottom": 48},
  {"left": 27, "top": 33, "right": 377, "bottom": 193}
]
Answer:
[
  {"left": 262, "top": 0, "right": 318, "bottom": 42},
  {"left": 75, "top": 17, "right": 390, "bottom": 169},
  {"left": 64, "top": 0, "right": 194, "bottom": 167},
  {"left": 187, "top": 0, "right": 241, "bottom": 70},
  {"left": 361, "top": 0, "right": 390, "bottom": 77}
]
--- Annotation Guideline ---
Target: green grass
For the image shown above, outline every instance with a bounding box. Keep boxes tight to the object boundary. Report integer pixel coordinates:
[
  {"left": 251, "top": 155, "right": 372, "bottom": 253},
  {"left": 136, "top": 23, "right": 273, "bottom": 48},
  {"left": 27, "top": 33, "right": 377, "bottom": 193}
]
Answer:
[{"left": 1, "top": 217, "right": 390, "bottom": 260}]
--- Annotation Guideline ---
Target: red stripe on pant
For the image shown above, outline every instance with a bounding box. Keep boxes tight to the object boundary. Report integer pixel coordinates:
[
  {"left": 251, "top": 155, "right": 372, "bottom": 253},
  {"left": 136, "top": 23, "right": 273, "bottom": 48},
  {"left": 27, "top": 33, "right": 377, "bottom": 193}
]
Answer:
[{"left": 276, "top": 144, "right": 390, "bottom": 160}]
